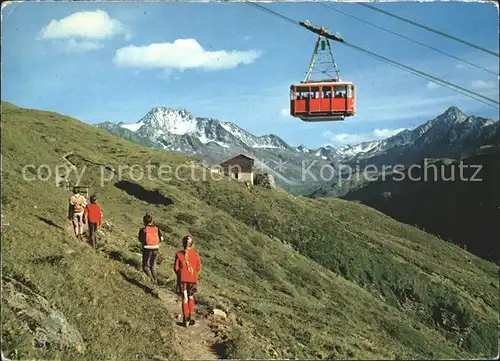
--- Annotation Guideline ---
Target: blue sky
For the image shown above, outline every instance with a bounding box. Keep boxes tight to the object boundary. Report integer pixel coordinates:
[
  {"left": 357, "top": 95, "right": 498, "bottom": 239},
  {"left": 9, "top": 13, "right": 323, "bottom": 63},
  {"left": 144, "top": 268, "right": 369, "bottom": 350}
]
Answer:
[{"left": 2, "top": 1, "right": 499, "bottom": 149}]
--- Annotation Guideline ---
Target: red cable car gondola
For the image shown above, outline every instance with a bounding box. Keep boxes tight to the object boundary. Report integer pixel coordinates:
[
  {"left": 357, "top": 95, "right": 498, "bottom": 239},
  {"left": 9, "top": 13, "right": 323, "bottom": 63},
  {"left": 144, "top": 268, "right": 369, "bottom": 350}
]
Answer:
[{"left": 290, "top": 24, "right": 356, "bottom": 122}]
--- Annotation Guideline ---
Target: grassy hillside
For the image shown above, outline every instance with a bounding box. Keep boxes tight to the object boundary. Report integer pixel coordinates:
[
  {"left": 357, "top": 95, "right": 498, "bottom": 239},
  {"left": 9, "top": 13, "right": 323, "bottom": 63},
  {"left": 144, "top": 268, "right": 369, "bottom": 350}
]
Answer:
[
  {"left": 340, "top": 148, "right": 499, "bottom": 264},
  {"left": 2, "top": 101, "right": 498, "bottom": 360}
]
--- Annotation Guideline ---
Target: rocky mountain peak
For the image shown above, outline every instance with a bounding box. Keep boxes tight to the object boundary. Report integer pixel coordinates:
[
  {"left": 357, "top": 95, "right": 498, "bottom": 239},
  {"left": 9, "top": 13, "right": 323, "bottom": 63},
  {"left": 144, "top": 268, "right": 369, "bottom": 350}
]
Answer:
[{"left": 437, "top": 106, "right": 467, "bottom": 123}]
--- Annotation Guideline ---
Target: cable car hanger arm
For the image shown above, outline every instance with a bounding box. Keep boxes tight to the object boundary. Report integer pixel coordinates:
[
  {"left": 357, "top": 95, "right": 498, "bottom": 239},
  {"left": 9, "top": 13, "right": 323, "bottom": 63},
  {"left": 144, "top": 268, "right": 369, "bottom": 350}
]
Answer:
[{"left": 299, "top": 21, "right": 345, "bottom": 43}]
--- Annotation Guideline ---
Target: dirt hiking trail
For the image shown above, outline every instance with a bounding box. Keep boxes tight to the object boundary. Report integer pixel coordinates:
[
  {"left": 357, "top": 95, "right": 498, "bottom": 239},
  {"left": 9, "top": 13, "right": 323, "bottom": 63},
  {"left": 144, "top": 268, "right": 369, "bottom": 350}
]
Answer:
[{"left": 65, "top": 223, "right": 228, "bottom": 360}]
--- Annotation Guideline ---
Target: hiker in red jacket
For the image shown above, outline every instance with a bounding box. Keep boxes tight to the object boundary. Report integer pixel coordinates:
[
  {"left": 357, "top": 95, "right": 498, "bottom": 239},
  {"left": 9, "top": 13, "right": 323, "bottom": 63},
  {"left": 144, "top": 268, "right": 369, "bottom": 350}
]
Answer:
[
  {"left": 83, "top": 194, "right": 103, "bottom": 249},
  {"left": 138, "top": 214, "right": 163, "bottom": 287},
  {"left": 173, "top": 235, "right": 202, "bottom": 327}
]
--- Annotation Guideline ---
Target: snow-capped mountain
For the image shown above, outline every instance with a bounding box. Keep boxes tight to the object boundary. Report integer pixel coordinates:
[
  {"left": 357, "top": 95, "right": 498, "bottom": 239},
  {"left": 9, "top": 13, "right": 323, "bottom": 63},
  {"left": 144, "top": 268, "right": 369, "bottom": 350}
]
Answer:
[
  {"left": 97, "top": 105, "right": 497, "bottom": 195},
  {"left": 97, "top": 106, "right": 335, "bottom": 194},
  {"left": 218, "top": 121, "right": 291, "bottom": 150},
  {"left": 116, "top": 107, "right": 292, "bottom": 153},
  {"left": 336, "top": 140, "right": 383, "bottom": 158},
  {"left": 296, "top": 145, "right": 311, "bottom": 153},
  {"left": 313, "top": 140, "right": 383, "bottom": 160},
  {"left": 314, "top": 146, "right": 335, "bottom": 160}
]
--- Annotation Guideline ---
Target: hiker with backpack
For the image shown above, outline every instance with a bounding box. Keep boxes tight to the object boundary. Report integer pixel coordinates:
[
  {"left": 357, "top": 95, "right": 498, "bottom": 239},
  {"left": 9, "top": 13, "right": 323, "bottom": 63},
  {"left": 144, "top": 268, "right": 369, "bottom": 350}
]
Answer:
[
  {"left": 173, "top": 235, "right": 202, "bottom": 327},
  {"left": 83, "top": 194, "right": 103, "bottom": 249},
  {"left": 68, "top": 188, "right": 87, "bottom": 239},
  {"left": 138, "top": 214, "right": 164, "bottom": 287}
]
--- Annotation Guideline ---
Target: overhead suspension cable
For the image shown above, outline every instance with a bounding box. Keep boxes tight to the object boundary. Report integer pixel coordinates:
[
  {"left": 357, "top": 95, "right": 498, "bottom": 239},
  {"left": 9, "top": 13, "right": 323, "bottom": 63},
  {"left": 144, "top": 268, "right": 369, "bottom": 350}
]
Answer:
[
  {"left": 320, "top": 3, "right": 498, "bottom": 76},
  {"left": 341, "top": 42, "right": 499, "bottom": 109},
  {"left": 244, "top": 1, "right": 499, "bottom": 109},
  {"left": 358, "top": 2, "right": 500, "bottom": 58},
  {"left": 246, "top": 1, "right": 299, "bottom": 27}
]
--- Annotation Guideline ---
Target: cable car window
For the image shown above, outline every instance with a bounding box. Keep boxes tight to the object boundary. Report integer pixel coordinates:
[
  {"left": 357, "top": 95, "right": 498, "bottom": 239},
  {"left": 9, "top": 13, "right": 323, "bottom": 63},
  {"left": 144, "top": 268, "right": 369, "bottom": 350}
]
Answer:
[
  {"left": 334, "top": 86, "right": 347, "bottom": 98},
  {"left": 297, "top": 87, "right": 309, "bottom": 100},
  {"left": 347, "top": 86, "right": 353, "bottom": 98},
  {"left": 290, "top": 88, "right": 296, "bottom": 100},
  {"left": 322, "top": 86, "right": 332, "bottom": 98},
  {"left": 310, "top": 87, "right": 320, "bottom": 99}
]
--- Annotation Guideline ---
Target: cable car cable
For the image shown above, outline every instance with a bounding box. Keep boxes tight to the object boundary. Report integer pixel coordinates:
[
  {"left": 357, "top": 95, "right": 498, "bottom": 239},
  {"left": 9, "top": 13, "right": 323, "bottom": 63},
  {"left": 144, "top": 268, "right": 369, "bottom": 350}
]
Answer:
[
  {"left": 244, "top": 1, "right": 499, "bottom": 109},
  {"left": 341, "top": 42, "right": 499, "bottom": 109},
  {"left": 357, "top": 3, "right": 500, "bottom": 58},
  {"left": 246, "top": 1, "right": 300, "bottom": 28},
  {"left": 340, "top": 41, "right": 499, "bottom": 106},
  {"left": 319, "top": 3, "right": 498, "bottom": 76}
]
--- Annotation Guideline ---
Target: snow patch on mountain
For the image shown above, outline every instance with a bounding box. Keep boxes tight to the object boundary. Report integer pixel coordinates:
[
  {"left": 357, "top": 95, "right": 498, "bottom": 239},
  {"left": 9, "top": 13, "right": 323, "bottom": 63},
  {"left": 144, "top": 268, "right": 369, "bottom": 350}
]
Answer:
[
  {"left": 197, "top": 133, "right": 229, "bottom": 148},
  {"left": 220, "top": 122, "right": 252, "bottom": 144},
  {"left": 140, "top": 107, "right": 198, "bottom": 135},
  {"left": 336, "top": 140, "right": 381, "bottom": 158},
  {"left": 121, "top": 121, "right": 144, "bottom": 132},
  {"left": 296, "top": 145, "right": 310, "bottom": 153}
]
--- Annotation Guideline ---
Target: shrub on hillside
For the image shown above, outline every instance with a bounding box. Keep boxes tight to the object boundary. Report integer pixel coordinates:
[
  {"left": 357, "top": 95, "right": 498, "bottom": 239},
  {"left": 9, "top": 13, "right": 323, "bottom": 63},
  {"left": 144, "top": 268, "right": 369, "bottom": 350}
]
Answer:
[
  {"left": 174, "top": 212, "right": 198, "bottom": 225},
  {"left": 223, "top": 329, "right": 268, "bottom": 359},
  {"left": 464, "top": 320, "right": 498, "bottom": 356}
]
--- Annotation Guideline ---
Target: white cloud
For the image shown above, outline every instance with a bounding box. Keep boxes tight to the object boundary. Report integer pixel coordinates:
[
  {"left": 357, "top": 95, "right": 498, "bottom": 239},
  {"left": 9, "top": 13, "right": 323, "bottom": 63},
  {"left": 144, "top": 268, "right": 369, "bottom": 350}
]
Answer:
[
  {"left": 323, "top": 127, "right": 408, "bottom": 146},
  {"left": 427, "top": 81, "right": 440, "bottom": 90},
  {"left": 113, "top": 39, "right": 262, "bottom": 71},
  {"left": 65, "top": 39, "right": 103, "bottom": 52},
  {"left": 38, "top": 9, "right": 130, "bottom": 40},
  {"left": 471, "top": 80, "right": 498, "bottom": 90},
  {"left": 323, "top": 132, "right": 370, "bottom": 145},
  {"left": 243, "top": 35, "right": 253, "bottom": 41}
]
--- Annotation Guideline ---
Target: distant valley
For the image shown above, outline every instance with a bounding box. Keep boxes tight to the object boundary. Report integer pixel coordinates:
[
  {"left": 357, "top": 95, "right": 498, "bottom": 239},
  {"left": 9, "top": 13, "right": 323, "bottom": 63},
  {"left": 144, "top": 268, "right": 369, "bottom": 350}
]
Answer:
[{"left": 340, "top": 145, "right": 499, "bottom": 263}]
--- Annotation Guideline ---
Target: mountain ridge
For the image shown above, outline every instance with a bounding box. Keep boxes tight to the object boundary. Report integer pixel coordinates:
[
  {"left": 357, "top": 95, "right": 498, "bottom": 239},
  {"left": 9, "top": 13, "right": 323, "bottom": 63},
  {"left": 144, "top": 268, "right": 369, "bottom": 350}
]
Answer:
[
  {"left": 96, "top": 105, "right": 497, "bottom": 195},
  {"left": 99, "top": 105, "right": 497, "bottom": 161}
]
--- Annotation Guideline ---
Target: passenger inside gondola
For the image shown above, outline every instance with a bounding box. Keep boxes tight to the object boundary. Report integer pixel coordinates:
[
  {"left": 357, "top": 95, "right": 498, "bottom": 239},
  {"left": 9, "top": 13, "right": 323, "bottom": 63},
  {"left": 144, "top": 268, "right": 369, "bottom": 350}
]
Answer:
[{"left": 334, "top": 87, "right": 347, "bottom": 98}]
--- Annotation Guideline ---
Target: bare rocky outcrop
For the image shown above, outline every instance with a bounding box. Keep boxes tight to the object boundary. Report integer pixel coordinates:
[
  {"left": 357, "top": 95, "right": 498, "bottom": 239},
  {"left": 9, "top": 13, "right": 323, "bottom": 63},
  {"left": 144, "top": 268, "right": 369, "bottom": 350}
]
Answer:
[
  {"left": 253, "top": 172, "right": 276, "bottom": 189},
  {"left": 2, "top": 275, "right": 85, "bottom": 354},
  {"left": 212, "top": 309, "right": 228, "bottom": 319}
]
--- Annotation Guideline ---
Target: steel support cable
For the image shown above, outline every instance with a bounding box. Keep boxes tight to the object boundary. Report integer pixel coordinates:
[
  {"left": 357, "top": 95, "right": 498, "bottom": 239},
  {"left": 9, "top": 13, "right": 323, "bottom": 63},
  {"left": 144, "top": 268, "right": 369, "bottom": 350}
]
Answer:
[
  {"left": 245, "top": 1, "right": 300, "bottom": 28},
  {"left": 358, "top": 2, "right": 500, "bottom": 58},
  {"left": 244, "top": 1, "right": 499, "bottom": 108},
  {"left": 342, "top": 42, "right": 499, "bottom": 109},
  {"left": 341, "top": 41, "right": 499, "bottom": 107},
  {"left": 320, "top": 3, "right": 498, "bottom": 76}
]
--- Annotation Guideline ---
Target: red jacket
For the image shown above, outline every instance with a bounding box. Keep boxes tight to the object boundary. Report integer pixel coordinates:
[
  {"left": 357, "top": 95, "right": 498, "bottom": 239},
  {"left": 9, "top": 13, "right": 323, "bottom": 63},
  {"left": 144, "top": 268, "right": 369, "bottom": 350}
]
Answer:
[
  {"left": 84, "top": 203, "right": 102, "bottom": 226},
  {"left": 174, "top": 248, "right": 201, "bottom": 283}
]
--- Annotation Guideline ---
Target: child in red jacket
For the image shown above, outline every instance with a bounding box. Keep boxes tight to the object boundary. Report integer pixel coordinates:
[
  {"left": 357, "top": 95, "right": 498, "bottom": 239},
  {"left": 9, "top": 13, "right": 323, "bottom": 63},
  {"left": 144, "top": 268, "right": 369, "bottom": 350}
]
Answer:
[
  {"left": 83, "top": 194, "right": 103, "bottom": 249},
  {"left": 173, "top": 235, "right": 202, "bottom": 327}
]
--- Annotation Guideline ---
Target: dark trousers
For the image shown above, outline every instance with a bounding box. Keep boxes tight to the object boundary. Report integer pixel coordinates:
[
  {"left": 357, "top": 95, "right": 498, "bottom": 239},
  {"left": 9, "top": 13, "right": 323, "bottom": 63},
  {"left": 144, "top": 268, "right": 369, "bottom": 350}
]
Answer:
[
  {"left": 88, "top": 223, "right": 98, "bottom": 248},
  {"left": 142, "top": 248, "right": 158, "bottom": 283},
  {"left": 176, "top": 273, "right": 182, "bottom": 294}
]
